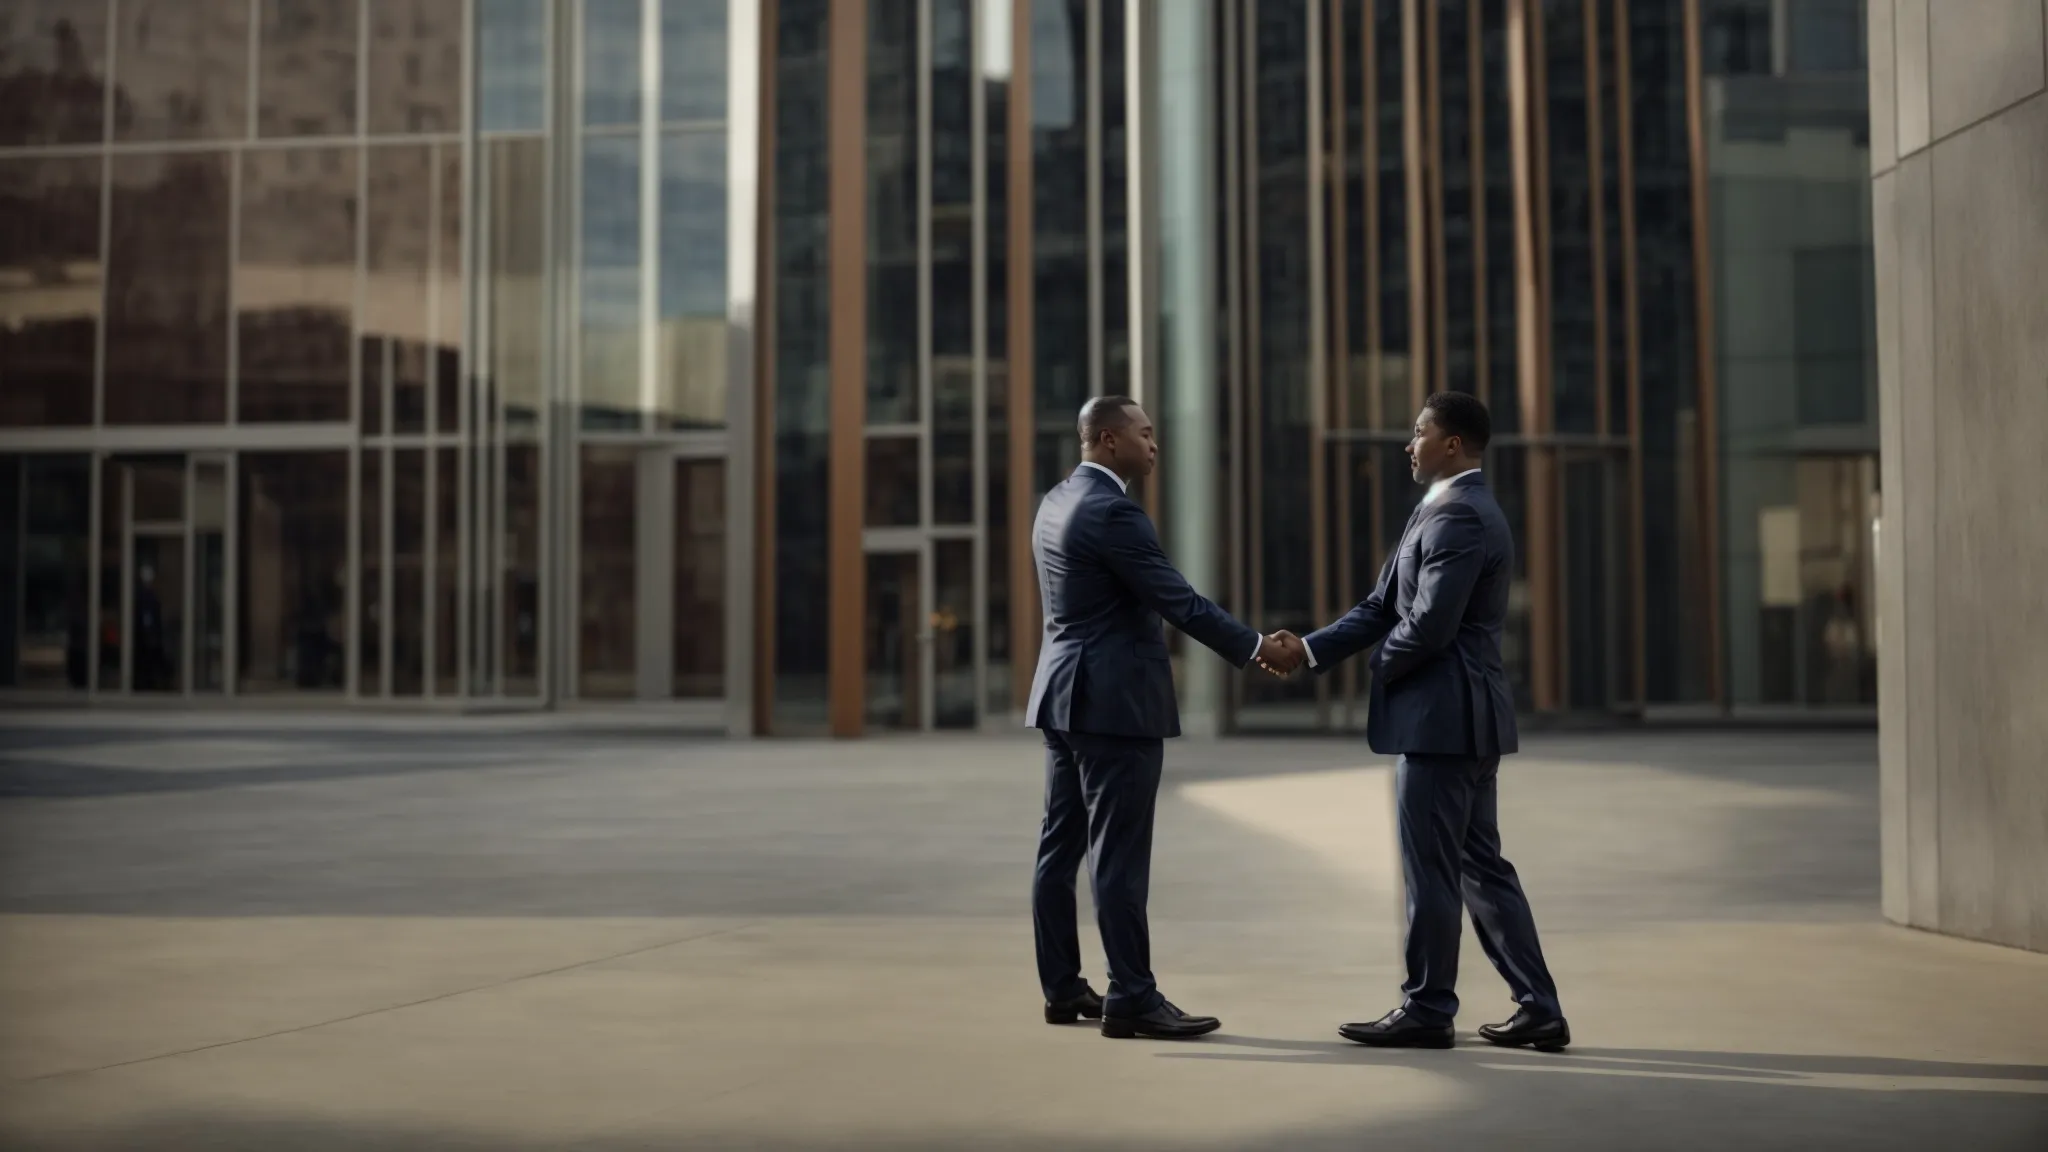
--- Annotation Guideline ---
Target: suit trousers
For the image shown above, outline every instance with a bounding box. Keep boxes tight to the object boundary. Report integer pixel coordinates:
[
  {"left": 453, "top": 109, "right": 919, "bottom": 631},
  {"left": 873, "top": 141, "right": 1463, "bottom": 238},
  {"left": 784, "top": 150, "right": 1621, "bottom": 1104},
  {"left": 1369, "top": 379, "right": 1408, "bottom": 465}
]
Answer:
[
  {"left": 1032, "top": 730, "right": 1167, "bottom": 1017},
  {"left": 1395, "top": 752, "right": 1562, "bottom": 1026}
]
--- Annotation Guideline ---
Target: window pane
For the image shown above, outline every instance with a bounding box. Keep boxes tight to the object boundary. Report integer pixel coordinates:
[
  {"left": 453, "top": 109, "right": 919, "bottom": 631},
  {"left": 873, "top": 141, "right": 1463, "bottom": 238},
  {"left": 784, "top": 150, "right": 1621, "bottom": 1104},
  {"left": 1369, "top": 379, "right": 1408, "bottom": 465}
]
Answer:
[
  {"left": 257, "top": 0, "right": 358, "bottom": 137},
  {"left": 113, "top": 0, "right": 250, "bottom": 143},
  {"left": 358, "top": 451, "right": 383, "bottom": 695},
  {"left": 0, "top": 157, "right": 100, "bottom": 427},
  {"left": 0, "top": 455, "right": 93, "bottom": 690},
  {"left": 502, "top": 443, "right": 542, "bottom": 695},
  {"left": 578, "top": 444, "right": 635, "bottom": 698},
  {"left": 368, "top": 0, "right": 463, "bottom": 135},
  {"left": 657, "top": 129, "right": 727, "bottom": 429},
  {"left": 580, "top": 135, "right": 642, "bottom": 430},
  {"left": 772, "top": 0, "right": 831, "bottom": 728},
  {"left": 434, "top": 143, "right": 464, "bottom": 433},
  {"left": 934, "top": 538, "right": 976, "bottom": 728},
  {"left": 238, "top": 147, "right": 357, "bottom": 423},
  {"left": 435, "top": 445, "right": 460, "bottom": 693},
  {"left": 483, "top": 138, "right": 548, "bottom": 429},
  {"left": 662, "top": 0, "right": 726, "bottom": 122},
  {"left": 0, "top": 0, "right": 110, "bottom": 146},
  {"left": 239, "top": 452, "right": 349, "bottom": 692},
  {"left": 391, "top": 448, "right": 426, "bottom": 694},
  {"left": 863, "top": 551, "right": 920, "bottom": 730},
  {"left": 865, "top": 436, "right": 920, "bottom": 527},
  {"left": 865, "top": 0, "right": 918, "bottom": 425},
  {"left": 105, "top": 152, "right": 231, "bottom": 424},
  {"left": 672, "top": 458, "right": 724, "bottom": 698},
  {"left": 478, "top": 0, "right": 546, "bottom": 132},
  {"left": 365, "top": 145, "right": 434, "bottom": 433},
  {"left": 583, "top": 0, "right": 642, "bottom": 128}
]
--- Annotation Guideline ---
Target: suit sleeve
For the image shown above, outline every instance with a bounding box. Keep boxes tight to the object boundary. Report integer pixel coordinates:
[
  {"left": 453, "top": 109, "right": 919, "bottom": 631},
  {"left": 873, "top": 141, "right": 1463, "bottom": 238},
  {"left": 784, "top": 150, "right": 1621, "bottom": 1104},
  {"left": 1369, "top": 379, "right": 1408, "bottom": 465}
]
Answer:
[
  {"left": 1097, "top": 499, "right": 1262, "bottom": 666},
  {"left": 1300, "top": 550, "right": 1400, "bottom": 674},
  {"left": 1373, "top": 504, "right": 1485, "bottom": 684}
]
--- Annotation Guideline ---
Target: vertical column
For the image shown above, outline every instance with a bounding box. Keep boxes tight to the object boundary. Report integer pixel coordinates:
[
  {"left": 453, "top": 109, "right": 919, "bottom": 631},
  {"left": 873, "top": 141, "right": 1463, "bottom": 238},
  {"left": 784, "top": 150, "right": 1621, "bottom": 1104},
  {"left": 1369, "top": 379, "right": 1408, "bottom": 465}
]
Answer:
[
  {"left": 1680, "top": 0, "right": 1723, "bottom": 706},
  {"left": 727, "top": 0, "right": 768, "bottom": 737},
  {"left": 1006, "top": 0, "right": 1036, "bottom": 712},
  {"left": 828, "top": 0, "right": 870, "bottom": 736},
  {"left": 1157, "top": 0, "right": 1222, "bottom": 733}
]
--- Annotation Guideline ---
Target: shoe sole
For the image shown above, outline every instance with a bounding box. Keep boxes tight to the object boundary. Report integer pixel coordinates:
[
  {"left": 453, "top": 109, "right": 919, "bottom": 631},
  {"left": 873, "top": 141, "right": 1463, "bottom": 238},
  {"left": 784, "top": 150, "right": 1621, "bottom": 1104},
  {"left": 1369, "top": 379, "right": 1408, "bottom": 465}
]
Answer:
[
  {"left": 1044, "top": 1007, "right": 1104, "bottom": 1025},
  {"left": 1338, "top": 1031, "right": 1455, "bottom": 1050},
  {"left": 1477, "top": 1030, "right": 1571, "bottom": 1053},
  {"left": 1100, "top": 1018, "right": 1221, "bottom": 1040}
]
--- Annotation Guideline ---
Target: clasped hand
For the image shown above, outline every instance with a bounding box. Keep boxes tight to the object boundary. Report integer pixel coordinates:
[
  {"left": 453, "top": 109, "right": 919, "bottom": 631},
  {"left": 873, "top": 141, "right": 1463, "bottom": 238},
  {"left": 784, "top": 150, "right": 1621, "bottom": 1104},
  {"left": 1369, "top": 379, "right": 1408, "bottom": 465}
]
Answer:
[{"left": 1254, "top": 630, "right": 1306, "bottom": 677}]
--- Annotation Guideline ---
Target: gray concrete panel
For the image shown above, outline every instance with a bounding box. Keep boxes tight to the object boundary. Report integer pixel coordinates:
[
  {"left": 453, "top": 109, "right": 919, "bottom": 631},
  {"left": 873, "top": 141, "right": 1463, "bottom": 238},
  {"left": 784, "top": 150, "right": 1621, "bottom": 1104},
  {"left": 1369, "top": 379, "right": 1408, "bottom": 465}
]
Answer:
[
  {"left": 1894, "top": 0, "right": 1933, "bottom": 156},
  {"left": 1928, "top": 92, "right": 2048, "bottom": 953},
  {"left": 1870, "top": 0, "right": 1899, "bottom": 173},
  {"left": 1927, "top": 0, "right": 2046, "bottom": 141}
]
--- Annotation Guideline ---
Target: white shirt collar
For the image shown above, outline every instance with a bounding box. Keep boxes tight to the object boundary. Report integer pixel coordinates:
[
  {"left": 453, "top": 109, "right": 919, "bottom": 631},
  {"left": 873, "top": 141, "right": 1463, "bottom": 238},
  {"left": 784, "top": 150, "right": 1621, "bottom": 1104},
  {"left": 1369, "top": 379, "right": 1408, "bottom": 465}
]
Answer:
[
  {"left": 1424, "top": 467, "right": 1482, "bottom": 505},
  {"left": 1078, "top": 460, "right": 1129, "bottom": 494}
]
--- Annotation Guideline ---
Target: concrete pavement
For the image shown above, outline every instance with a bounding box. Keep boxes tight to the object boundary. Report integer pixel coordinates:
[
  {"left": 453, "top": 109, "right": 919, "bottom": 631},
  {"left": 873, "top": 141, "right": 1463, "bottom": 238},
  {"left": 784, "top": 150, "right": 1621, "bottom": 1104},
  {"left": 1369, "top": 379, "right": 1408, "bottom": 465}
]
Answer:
[{"left": 0, "top": 722, "right": 2042, "bottom": 1149}]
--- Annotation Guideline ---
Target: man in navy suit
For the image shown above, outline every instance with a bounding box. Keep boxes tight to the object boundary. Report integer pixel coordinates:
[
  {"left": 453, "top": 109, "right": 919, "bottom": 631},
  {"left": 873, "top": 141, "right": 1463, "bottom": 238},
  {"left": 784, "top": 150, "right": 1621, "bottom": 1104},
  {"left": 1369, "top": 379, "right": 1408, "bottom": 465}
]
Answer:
[
  {"left": 1028, "top": 395, "right": 1300, "bottom": 1040},
  {"left": 1266, "top": 391, "right": 1569, "bottom": 1052}
]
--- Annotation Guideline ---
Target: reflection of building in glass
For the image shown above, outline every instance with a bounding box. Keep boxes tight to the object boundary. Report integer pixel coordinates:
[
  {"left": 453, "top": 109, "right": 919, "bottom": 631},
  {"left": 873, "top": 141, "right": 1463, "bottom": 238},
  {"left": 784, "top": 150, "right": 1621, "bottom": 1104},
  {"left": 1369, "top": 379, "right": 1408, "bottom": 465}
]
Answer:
[{"left": 1, "top": 0, "right": 1875, "bottom": 733}]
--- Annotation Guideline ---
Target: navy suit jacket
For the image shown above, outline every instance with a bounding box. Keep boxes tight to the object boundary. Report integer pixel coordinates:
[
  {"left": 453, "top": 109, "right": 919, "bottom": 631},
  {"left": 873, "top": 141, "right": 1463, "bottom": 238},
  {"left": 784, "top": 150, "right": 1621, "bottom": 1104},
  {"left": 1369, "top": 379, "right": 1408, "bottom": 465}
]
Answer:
[
  {"left": 1304, "top": 471, "right": 1519, "bottom": 758},
  {"left": 1025, "top": 466, "right": 1261, "bottom": 739}
]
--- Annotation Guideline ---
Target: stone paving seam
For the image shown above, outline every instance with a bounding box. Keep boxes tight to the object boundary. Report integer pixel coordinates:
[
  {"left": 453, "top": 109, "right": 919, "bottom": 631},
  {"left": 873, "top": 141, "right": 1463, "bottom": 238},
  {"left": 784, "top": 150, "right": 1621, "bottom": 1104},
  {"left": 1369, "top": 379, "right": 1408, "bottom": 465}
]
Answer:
[{"left": 14, "top": 921, "right": 762, "bottom": 1086}]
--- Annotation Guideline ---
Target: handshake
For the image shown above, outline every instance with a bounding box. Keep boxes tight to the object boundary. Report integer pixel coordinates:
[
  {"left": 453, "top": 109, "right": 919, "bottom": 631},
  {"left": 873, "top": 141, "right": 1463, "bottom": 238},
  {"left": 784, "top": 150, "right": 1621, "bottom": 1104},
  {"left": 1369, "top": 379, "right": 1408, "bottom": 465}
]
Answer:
[{"left": 1253, "top": 630, "right": 1308, "bottom": 678}]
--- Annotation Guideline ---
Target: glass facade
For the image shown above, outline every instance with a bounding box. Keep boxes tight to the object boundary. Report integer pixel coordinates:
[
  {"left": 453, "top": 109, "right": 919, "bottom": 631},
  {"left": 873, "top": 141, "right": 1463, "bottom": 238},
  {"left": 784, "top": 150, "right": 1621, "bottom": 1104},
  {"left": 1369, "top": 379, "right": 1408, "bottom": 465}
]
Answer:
[{"left": 0, "top": 0, "right": 1873, "bottom": 733}]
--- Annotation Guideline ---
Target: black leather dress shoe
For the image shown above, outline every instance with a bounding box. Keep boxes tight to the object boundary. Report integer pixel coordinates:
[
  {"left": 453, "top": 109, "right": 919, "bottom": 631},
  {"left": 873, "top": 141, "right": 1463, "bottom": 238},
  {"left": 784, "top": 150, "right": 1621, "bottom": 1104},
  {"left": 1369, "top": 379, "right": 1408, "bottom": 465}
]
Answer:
[
  {"left": 1044, "top": 984, "right": 1105, "bottom": 1024},
  {"left": 1477, "top": 1008, "right": 1570, "bottom": 1052},
  {"left": 1338, "top": 1007, "right": 1455, "bottom": 1049},
  {"left": 1101, "top": 1000, "right": 1221, "bottom": 1039}
]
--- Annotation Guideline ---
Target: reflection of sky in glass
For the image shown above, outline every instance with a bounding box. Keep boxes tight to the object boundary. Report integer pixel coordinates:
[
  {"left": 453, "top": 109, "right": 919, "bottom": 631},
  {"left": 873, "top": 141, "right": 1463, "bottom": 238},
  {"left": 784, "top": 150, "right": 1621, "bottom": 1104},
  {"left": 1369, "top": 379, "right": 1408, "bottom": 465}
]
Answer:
[
  {"left": 580, "top": 136, "right": 641, "bottom": 327},
  {"left": 661, "top": 131, "right": 725, "bottom": 317},
  {"left": 662, "top": 0, "right": 726, "bottom": 122},
  {"left": 1030, "top": 0, "right": 1074, "bottom": 126},
  {"left": 479, "top": 0, "right": 546, "bottom": 132},
  {"left": 583, "top": 0, "right": 643, "bottom": 127}
]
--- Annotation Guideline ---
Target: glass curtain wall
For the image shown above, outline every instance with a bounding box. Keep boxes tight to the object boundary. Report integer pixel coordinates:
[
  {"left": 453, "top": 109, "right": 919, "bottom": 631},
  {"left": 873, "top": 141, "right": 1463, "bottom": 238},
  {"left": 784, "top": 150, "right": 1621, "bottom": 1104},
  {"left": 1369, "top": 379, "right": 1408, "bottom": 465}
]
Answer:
[
  {"left": 1270, "top": 0, "right": 1717, "bottom": 728},
  {"left": 1703, "top": 0, "right": 1876, "bottom": 710},
  {"left": 0, "top": 0, "right": 752, "bottom": 722}
]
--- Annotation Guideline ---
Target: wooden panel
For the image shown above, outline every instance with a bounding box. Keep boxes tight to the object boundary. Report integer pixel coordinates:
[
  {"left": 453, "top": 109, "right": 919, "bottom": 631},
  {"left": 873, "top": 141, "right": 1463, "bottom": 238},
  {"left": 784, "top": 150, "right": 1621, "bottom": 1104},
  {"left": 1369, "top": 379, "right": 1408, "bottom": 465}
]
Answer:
[
  {"left": 1007, "top": 0, "right": 1037, "bottom": 710},
  {"left": 828, "top": 0, "right": 869, "bottom": 736}
]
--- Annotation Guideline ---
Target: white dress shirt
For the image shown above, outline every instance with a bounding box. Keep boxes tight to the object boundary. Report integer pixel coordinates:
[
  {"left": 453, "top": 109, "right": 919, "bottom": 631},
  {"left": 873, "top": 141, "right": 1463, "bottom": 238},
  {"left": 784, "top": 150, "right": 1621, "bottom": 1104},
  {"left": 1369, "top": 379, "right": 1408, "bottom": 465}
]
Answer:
[
  {"left": 1077, "top": 460, "right": 1264, "bottom": 668},
  {"left": 1300, "top": 467, "right": 1482, "bottom": 669}
]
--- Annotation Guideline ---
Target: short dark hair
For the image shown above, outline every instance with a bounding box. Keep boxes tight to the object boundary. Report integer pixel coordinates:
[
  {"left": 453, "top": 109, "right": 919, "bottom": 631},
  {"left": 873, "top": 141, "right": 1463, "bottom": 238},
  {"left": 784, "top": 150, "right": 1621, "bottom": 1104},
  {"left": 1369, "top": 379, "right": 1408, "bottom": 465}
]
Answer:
[
  {"left": 1078, "top": 394, "right": 1141, "bottom": 446},
  {"left": 1423, "top": 390, "right": 1492, "bottom": 453}
]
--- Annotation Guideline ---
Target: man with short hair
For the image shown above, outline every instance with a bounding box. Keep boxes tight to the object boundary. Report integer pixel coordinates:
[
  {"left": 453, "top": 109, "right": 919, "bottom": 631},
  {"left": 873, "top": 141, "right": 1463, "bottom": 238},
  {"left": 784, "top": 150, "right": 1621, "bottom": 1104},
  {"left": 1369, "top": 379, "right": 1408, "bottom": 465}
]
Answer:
[
  {"left": 1029, "top": 395, "right": 1300, "bottom": 1040},
  {"left": 1266, "top": 391, "right": 1569, "bottom": 1052}
]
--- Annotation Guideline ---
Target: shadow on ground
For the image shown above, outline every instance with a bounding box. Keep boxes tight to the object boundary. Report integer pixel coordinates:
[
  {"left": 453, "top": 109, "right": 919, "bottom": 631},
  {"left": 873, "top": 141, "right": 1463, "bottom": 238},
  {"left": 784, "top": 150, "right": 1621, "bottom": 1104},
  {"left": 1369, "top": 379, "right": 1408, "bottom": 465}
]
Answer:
[{"left": 9, "top": 1046, "right": 2044, "bottom": 1152}]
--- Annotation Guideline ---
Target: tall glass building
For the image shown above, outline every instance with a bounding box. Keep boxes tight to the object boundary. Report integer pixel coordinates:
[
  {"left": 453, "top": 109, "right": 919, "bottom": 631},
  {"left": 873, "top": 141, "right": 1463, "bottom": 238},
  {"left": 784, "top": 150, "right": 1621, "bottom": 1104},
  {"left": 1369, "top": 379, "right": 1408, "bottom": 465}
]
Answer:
[{"left": 0, "top": 0, "right": 1874, "bottom": 735}]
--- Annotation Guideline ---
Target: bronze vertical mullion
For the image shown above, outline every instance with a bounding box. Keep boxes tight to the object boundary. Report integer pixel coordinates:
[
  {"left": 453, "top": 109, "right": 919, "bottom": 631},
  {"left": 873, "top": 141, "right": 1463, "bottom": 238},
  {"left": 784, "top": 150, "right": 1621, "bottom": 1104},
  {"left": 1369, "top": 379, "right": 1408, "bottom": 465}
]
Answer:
[
  {"left": 1350, "top": 0, "right": 1377, "bottom": 720},
  {"left": 1506, "top": 0, "right": 1556, "bottom": 713},
  {"left": 1311, "top": 0, "right": 1334, "bottom": 729},
  {"left": 1331, "top": 0, "right": 1355, "bottom": 727},
  {"left": 1402, "top": 0, "right": 1428, "bottom": 413},
  {"left": 1424, "top": 0, "right": 1445, "bottom": 398},
  {"left": 1681, "top": 0, "right": 1723, "bottom": 707},
  {"left": 1223, "top": 0, "right": 1247, "bottom": 728},
  {"left": 753, "top": 0, "right": 782, "bottom": 734},
  {"left": 1530, "top": 0, "right": 1558, "bottom": 712},
  {"left": 1008, "top": 0, "right": 1036, "bottom": 712},
  {"left": 1469, "top": 0, "right": 1486, "bottom": 404},
  {"left": 1244, "top": 0, "right": 1263, "bottom": 634},
  {"left": 1613, "top": 0, "right": 1645, "bottom": 709},
  {"left": 827, "top": 0, "right": 869, "bottom": 737},
  {"left": 1585, "top": 0, "right": 1609, "bottom": 438}
]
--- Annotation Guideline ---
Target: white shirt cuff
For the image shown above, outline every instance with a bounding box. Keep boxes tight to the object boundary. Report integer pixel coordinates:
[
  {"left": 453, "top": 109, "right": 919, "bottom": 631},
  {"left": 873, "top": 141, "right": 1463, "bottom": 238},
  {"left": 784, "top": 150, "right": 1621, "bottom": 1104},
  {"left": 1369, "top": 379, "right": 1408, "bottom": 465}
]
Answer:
[
  {"left": 1301, "top": 637, "right": 1319, "bottom": 668},
  {"left": 1247, "top": 637, "right": 1263, "bottom": 666}
]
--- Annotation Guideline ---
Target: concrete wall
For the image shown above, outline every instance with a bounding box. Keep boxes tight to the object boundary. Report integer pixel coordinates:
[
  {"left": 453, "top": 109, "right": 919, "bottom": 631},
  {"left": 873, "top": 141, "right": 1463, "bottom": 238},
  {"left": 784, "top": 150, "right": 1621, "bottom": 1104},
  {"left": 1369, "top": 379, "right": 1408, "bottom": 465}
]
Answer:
[{"left": 1868, "top": 0, "right": 2048, "bottom": 952}]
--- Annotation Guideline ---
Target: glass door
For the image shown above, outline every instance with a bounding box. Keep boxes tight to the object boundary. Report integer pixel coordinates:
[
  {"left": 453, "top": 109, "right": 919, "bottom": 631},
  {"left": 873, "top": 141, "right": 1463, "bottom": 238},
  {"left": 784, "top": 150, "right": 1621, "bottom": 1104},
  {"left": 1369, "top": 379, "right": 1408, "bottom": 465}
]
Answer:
[
  {"left": 117, "top": 458, "right": 188, "bottom": 694},
  {"left": 190, "top": 456, "right": 229, "bottom": 693},
  {"left": 864, "top": 545, "right": 926, "bottom": 731}
]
